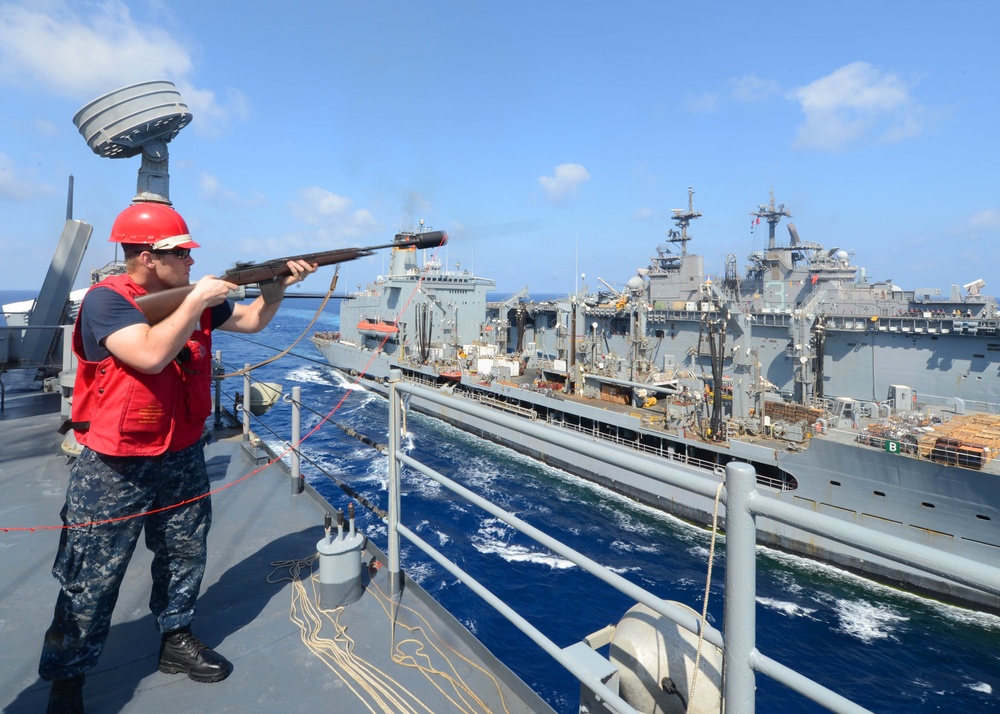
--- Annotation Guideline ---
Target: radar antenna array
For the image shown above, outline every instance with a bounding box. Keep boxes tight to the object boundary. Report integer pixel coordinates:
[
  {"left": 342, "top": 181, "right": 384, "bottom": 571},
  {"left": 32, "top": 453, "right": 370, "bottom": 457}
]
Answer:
[
  {"left": 73, "top": 80, "right": 192, "bottom": 203},
  {"left": 667, "top": 186, "right": 701, "bottom": 256},
  {"left": 751, "top": 189, "right": 791, "bottom": 250}
]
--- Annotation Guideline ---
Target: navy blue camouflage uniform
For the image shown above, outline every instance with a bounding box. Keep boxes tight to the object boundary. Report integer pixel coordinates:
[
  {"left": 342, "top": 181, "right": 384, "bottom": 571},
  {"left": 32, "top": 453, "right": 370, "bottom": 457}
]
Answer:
[{"left": 38, "top": 290, "right": 232, "bottom": 682}]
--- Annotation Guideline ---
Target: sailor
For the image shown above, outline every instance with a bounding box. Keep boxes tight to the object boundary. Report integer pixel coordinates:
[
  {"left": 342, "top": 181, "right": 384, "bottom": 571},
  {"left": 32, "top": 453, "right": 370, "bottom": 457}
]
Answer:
[{"left": 39, "top": 202, "right": 316, "bottom": 713}]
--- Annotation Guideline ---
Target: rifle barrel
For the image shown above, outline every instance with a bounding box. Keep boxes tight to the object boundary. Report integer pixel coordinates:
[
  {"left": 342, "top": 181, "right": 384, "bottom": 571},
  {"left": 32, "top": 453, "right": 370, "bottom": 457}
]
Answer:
[{"left": 133, "top": 230, "right": 447, "bottom": 325}]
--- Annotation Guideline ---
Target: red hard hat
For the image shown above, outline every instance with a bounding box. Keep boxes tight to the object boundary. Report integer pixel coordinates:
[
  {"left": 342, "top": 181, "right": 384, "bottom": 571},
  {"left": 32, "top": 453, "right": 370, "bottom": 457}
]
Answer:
[{"left": 109, "top": 202, "right": 200, "bottom": 249}]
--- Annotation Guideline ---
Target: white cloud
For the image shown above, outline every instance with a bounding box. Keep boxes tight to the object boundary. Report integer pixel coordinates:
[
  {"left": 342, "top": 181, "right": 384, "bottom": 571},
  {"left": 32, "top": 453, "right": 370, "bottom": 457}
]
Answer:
[
  {"left": 288, "top": 187, "right": 378, "bottom": 241},
  {"left": 0, "top": 1, "right": 190, "bottom": 97},
  {"left": 967, "top": 208, "right": 1000, "bottom": 232},
  {"left": 0, "top": 1, "right": 246, "bottom": 135},
  {"left": 681, "top": 91, "right": 719, "bottom": 113},
  {"left": 33, "top": 117, "right": 60, "bottom": 138},
  {"left": 177, "top": 83, "right": 252, "bottom": 138},
  {"left": 791, "top": 62, "right": 923, "bottom": 151},
  {"left": 681, "top": 73, "right": 780, "bottom": 113},
  {"left": 199, "top": 172, "right": 266, "bottom": 207},
  {"left": 635, "top": 207, "right": 655, "bottom": 221},
  {"left": 539, "top": 164, "right": 590, "bottom": 204},
  {"left": 729, "top": 73, "right": 782, "bottom": 102},
  {"left": 0, "top": 152, "right": 55, "bottom": 201}
]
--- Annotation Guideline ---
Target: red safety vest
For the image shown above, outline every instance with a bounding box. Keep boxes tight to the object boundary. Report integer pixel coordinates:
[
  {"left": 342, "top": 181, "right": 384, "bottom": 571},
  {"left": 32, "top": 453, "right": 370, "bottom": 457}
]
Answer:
[{"left": 71, "top": 274, "right": 214, "bottom": 456}]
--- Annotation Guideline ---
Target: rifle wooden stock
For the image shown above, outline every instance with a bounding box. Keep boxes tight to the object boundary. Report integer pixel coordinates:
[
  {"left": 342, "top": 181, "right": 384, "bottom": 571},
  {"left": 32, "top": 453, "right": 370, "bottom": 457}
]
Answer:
[{"left": 134, "top": 230, "right": 447, "bottom": 325}]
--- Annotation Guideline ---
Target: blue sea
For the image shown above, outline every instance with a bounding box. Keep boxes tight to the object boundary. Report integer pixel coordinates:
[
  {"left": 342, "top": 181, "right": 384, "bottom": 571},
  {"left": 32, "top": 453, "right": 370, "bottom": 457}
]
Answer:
[{"left": 5, "top": 290, "right": 1000, "bottom": 712}]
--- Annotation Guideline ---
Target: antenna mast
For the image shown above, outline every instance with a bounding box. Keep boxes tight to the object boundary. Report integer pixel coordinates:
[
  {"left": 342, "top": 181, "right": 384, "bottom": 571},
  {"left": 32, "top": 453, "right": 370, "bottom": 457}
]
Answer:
[
  {"left": 667, "top": 186, "right": 702, "bottom": 256},
  {"left": 751, "top": 189, "right": 791, "bottom": 250}
]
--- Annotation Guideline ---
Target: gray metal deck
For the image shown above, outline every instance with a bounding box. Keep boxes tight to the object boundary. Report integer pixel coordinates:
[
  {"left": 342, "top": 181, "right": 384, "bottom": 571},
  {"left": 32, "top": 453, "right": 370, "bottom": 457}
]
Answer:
[{"left": 0, "top": 392, "right": 552, "bottom": 713}]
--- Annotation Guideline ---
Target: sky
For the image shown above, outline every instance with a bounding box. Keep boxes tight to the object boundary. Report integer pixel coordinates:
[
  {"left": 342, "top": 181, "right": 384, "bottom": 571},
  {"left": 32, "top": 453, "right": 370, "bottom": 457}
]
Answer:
[{"left": 1, "top": 0, "right": 998, "bottom": 297}]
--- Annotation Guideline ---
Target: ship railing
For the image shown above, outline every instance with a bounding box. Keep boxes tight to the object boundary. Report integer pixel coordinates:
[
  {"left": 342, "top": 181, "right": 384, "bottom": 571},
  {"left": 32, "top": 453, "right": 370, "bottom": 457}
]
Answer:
[
  {"left": 795, "top": 287, "right": 828, "bottom": 318},
  {"left": 381, "top": 377, "right": 1000, "bottom": 714},
  {"left": 915, "top": 392, "right": 1000, "bottom": 416},
  {"left": 551, "top": 417, "right": 663, "bottom": 452},
  {"left": 0, "top": 323, "right": 76, "bottom": 413},
  {"left": 401, "top": 370, "right": 439, "bottom": 389},
  {"left": 471, "top": 392, "right": 539, "bottom": 419},
  {"left": 547, "top": 416, "right": 793, "bottom": 491}
]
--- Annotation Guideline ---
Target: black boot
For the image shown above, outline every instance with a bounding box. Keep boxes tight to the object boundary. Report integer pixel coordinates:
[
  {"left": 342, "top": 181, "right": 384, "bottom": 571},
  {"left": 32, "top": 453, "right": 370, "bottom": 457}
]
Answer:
[
  {"left": 158, "top": 627, "right": 231, "bottom": 683},
  {"left": 47, "top": 674, "right": 84, "bottom": 714}
]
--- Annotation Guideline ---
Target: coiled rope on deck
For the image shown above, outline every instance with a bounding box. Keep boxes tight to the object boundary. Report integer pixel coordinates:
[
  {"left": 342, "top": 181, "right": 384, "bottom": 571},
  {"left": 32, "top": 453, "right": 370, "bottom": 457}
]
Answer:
[{"left": 269, "top": 555, "right": 513, "bottom": 714}]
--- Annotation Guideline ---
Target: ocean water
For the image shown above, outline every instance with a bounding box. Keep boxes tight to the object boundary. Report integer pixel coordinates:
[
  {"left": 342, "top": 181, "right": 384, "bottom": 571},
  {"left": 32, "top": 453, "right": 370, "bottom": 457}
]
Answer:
[{"left": 6, "top": 291, "right": 998, "bottom": 712}]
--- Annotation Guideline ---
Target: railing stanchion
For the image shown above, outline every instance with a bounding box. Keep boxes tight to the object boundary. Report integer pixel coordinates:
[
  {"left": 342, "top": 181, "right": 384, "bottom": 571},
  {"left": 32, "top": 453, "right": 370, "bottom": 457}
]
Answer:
[
  {"left": 724, "top": 462, "right": 758, "bottom": 713},
  {"left": 213, "top": 350, "right": 223, "bottom": 429},
  {"left": 387, "top": 370, "right": 403, "bottom": 599},
  {"left": 242, "top": 364, "right": 251, "bottom": 441},
  {"left": 290, "top": 385, "right": 302, "bottom": 494}
]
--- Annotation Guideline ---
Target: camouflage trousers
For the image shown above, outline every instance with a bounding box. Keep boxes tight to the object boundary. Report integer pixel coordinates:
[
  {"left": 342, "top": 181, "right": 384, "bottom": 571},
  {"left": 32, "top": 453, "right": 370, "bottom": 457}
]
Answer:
[{"left": 38, "top": 443, "right": 212, "bottom": 681}]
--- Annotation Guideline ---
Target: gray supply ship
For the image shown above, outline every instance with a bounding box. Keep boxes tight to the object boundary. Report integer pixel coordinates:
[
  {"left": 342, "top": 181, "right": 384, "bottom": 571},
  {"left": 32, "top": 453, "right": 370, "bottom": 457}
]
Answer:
[{"left": 311, "top": 190, "right": 1000, "bottom": 612}]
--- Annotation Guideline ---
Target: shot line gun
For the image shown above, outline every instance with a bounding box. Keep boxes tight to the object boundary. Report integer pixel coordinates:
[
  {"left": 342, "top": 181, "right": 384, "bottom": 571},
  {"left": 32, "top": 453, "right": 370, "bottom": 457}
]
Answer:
[{"left": 135, "top": 230, "right": 448, "bottom": 324}]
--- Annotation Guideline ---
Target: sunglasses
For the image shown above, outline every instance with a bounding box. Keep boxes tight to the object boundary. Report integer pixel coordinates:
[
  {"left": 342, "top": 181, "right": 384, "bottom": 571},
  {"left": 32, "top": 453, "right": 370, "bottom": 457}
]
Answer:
[{"left": 150, "top": 248, "right": 192, "bottom": 259}]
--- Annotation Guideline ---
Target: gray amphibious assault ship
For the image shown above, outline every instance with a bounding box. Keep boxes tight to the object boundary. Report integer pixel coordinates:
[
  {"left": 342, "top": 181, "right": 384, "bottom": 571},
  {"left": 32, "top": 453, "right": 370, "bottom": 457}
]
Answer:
[{"left": 312, "top": 190, "right": 1000, "bottom": 611}]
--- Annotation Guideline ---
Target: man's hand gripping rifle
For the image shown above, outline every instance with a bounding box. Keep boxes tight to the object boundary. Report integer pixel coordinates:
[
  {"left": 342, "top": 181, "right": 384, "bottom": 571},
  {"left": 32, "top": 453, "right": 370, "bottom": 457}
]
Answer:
[{"left": 135, "top": 230, "right": 448, "bottom": 324}]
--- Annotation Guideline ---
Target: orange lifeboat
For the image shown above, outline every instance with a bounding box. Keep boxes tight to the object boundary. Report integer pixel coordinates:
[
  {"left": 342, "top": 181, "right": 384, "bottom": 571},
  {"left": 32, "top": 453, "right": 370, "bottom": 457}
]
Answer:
[{"left": 357, "top": 320, "right": 399, "bottom": 337}]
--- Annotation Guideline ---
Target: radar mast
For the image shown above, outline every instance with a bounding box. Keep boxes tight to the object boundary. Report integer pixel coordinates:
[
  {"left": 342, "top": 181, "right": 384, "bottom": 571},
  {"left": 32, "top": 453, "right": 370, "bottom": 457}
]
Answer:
[
  {"left": 667, "top": 186, "right": 702, "bottom": 256},
  {"left": 752, "top": 189, "right": 791, "bottom": 250}
]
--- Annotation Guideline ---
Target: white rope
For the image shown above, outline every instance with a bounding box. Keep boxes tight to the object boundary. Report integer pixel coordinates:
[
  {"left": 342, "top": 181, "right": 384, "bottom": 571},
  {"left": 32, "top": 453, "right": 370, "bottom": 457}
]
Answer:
[
  {"left": 687, "top": 480, "right": 725, "bottom": 712},
  {"left": 275, "top": 555, "right": 512, "bottom": 714},
  {"left": 219, "top": 269, "right": 339, "bottom": 379}
]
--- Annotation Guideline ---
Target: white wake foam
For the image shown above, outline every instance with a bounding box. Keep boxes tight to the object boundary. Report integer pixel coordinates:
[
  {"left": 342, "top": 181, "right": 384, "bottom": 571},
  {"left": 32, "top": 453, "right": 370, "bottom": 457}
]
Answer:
[
  {"left": 760, "top": 546, "right": 1000, "bottom": 632},
  {"left": 328, "top": 369, "right": 374, "bottom": 393},
  {"left": 284, "top": 365, "right": 338, "bottom": 385},
  {"left": 471, "top": 518, "right": 576, "bottom": 570},
  {"left": 833, "top": 598, "right": 909, "bottom": 643},
  {"left": 610, "top": 539, "right": 660, "bottom": 555},
  {"left": 757, "top": 597, "right": 819, "bottom": 619}
]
